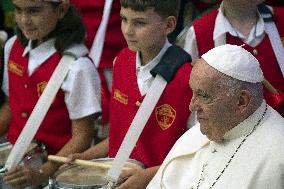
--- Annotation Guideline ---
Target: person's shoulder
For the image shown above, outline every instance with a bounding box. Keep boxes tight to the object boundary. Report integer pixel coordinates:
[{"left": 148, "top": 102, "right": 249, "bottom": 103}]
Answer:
[
  {"left": 272, "top": 4, "right": 284, "bottom": 12},
  {"left": 4, "top": 36, "right": 17, "bottom": 51},
  {"left": 257, "top": 106, "right": 284, "bottom": 152},
  {"left": 4, "top": 36, "right": 18, "bottom": 61},
  {"left": 165, "top": 123, "right": 209, "bottom": 158},
  {"left": 117, "top": 47, "right": 136, "bottom": 57},
  {"left": 65, "top": 43, "right": 89, "bottom": 58},
  {"left": 192, "top": 8, "right": 219, "bottom": 27},
  {"left": 272, "top": 5, "right": 284, "bottom": 20},
  {"left": 114, "top": 47, "right": 136, "bottom": 64},
  {"left": 64, "top": 43, "right": 97, "bottom": 74},
  {"left": 173, "top": 60, "right": 193, "bottom": 79}
]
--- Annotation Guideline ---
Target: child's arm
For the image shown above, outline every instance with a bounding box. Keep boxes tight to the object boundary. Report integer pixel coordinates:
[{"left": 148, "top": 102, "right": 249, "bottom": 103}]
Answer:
[
  {"left": 0, "top": 98, "right": 11, "bottom": 136},
  {"left": 116, "top": 166, "right": 160, "bottom": 189},
  {"left": 67, "top": 137, "right": 109, "bottom": 161},
  {"left": 3, "top": 114, "right": 98, "bottom": 187}
]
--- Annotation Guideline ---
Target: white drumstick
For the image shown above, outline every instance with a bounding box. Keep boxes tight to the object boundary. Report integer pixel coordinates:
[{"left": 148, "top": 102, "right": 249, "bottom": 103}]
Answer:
[{"left": 48, "top": 155, "right": 132, "bottom": 171}]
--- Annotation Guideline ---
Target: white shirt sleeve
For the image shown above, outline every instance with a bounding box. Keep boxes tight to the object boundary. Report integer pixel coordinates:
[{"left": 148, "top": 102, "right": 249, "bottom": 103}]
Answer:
[
  {"left": 184, "top": 26, "right": 199, "bottom": 61},
  {"left": 62, "top": 57, "right": 102, "bottom": 120},
  {"left": 2, "top": 36, "right": 17, "bottom": 96}
]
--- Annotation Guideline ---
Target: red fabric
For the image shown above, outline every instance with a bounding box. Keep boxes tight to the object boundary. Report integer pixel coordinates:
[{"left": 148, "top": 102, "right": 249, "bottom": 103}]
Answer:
[
  {"left": 7, "top": 38, "right": 72, "bottom": 154},
  {"left": 71, "top": 0, "right": 126, "bottom": 69},
  {"left": 71, "top": 0, "right": 126, "bottom": 124},
  {"left": 265, "top": 0, "right": 284, "bottom": 7},
  {"left": 193, "top": 9, "right": 218, "bottom": 56},
  {"left": 109, "top": 48, "right": 193, "bottom": 168},
  {"left": 193, "top": 7, "right": 284, "bottom": 117},
  {"left": 264, "top": 90, "right": 284, "bottom": 116}
]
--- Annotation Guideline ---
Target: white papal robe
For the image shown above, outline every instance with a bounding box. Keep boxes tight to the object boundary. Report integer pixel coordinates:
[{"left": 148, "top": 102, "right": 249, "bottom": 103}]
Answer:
[{"left": 147, "top": 101, "right": 284, "bottom": 189}]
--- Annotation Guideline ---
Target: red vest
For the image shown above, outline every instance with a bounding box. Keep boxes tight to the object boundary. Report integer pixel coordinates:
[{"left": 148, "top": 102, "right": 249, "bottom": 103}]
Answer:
[
  {"left": 71, "top": 0, "right": 127, "bottom": 125},
  {"left": 109, "top": 48, "right": 192, "bottom": 168},
  {"left": 7, "top": 38, "right": 72, "bottom": 154},
  {"left": 193, "top": 7, "right": 284, "bottom": 116},
  {"left": 71, "top": 0, "right": 126, "bottom": 69}
]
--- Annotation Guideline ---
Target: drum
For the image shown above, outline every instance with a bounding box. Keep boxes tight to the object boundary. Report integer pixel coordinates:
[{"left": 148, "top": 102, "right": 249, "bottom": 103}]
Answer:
[
  {"left": 50, "top": 158, "right": 144, "bottom": 189},
  {"left": 0, "top": 142, "right": 47, "bottom": 189}
]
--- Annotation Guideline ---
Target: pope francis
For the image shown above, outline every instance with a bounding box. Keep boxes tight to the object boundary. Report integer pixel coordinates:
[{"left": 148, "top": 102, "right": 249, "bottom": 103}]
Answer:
[{"left": 147, "top": 44, "right": 284, "bottom": 189}]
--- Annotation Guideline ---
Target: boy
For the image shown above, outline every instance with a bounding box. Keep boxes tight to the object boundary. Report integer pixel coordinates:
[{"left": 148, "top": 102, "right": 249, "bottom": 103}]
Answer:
[
  {"left": 69, "top": 0, "right": 193, "bottom": 188},
  {"left": 0, "top": 0, "right": 101, "bottom": 187}
]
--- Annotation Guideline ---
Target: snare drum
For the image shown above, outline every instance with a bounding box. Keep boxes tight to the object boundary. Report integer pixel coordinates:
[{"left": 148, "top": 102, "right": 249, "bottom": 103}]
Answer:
[
  {"left": 50, "top": 158, "right": 144, "bottom": 189},
  {"left": 0, "top": 142, "right": 47, "bottom": 189}
]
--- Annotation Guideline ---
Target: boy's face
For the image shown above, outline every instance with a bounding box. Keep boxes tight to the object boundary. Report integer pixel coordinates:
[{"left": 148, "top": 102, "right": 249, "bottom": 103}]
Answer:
[
  {"left": 120, "top": 7, "right": 170, "bottom": 54},
  {"left": 12, "top": 0, "right": 63, "bottom": 42}
]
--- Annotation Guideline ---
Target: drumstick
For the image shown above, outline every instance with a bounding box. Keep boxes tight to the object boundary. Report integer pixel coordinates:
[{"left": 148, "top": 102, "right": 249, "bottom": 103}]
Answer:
[
  {"left": 48, "top": 155, "right": 131, "bottom": 171},
  {"left": 262, "top": 79, "right": 279, "bottom": 94}
]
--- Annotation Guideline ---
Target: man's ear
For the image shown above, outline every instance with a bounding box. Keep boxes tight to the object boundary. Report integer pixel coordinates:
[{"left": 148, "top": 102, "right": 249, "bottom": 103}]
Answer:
[
  {"left": 58, "top": 2, "right": 70, "bottom": 19},
  {"left": 237, "top": 90, "right": 251, "bottom": 113},
  {"left": 164, "top": 16, "right": 177, "bottom": 35}
]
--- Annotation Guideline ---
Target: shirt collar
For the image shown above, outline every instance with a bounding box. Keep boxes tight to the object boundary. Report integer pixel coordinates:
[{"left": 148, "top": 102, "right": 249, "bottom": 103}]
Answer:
[
  {"left": 22, "top": 38, "right": 89, "bottom": 75},
  {"left": 22, "top": 38, "right": 57, "bottom": 60},
  {"left": 223, "top": 100, "right": 267, "bottom": 140},
  {"left": 214, "top": 3, "right": 265, "bottom": 41},
  {"left": 23, "top": 38, "right": 88, "bottom": 58},
  {"left": 136, "top": 39, "right": 172, "bottom": 80}
]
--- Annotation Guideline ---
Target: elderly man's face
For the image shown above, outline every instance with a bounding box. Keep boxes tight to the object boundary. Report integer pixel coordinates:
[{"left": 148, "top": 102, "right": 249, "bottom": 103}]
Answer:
[{"left": 189, "top": 59, "right": 239, "bottom": 141}]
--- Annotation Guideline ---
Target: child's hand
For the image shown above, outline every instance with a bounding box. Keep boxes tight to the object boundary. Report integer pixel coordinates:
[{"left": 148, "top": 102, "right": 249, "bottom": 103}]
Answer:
[
  {"left": 116, "top": 167, "right": 158, "bottom": 189},
  {"left": 3, "top": 165, "right": 48, "bottom": 188},
  {"left": 66, "top": 153, "right": 88, "bottom": 163}
]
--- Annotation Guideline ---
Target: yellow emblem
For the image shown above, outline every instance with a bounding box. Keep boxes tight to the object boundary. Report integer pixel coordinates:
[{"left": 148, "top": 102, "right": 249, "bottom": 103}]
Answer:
[
  {"left": 8, "top": 61, "right": 24, "bottom": 76},
  {"left": 37, "top": 81, "right": 47, "bottom": 97},
  {"left": 114, "top": 89, "right": 128, "bottom": 105},
  {"left": 155, "top": 104, "right": 176, "bottom": 130},
  {"left": 281, "top": 37, "right": 284, "bottom": 47}
]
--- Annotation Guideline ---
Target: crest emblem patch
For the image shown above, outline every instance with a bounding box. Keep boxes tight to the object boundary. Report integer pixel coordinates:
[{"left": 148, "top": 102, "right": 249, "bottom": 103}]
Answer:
[
  {"left": 155, "top": 104, "right": 176, "bottom": 130},
  {"left": 114, "top": 89, "right": 128, "bottom": 105},
  {"left": 8, "top": 61, "right": 24, "bottom": 76},
  {"left": 37, "top": 81, "right": 47, "bottom": 97}
]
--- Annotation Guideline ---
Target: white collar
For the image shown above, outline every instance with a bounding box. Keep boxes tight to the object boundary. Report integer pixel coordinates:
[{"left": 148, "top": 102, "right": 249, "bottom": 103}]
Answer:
[
  {"left": 136, "top": 39, "right": 172, "bottom": 80},
  {"left": 23, "top": 38, "right": 56, "bottom": 59},
  {"left": 23, "top": 39, "right": 88, "bottom": 58},
  {"left": 223, "top": 100, "right": 267, "bottom": 140},
  {"left": 22, "top": 38, "right": 88, "bottom": 75},
  {"left": 214, "top": 3, "right": 265, "bottom": 42}
]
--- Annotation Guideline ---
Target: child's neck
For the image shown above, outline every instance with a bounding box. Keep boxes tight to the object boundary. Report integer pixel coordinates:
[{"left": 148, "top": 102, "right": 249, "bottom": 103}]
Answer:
[
  {"left": 223, "top": 1, "right": 259, "bottom": 38},
  {"left": 139, "top": 41, "right": 165, "bottom": 66}
]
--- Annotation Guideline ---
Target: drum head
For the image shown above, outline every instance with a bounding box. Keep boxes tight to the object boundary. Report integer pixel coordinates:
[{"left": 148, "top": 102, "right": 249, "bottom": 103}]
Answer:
[
  {"left": 53, "top": 158, "right": 144, "bottom": 188},
  {"left": 55, "top": 165, "right": 107, "bottom": 188}
]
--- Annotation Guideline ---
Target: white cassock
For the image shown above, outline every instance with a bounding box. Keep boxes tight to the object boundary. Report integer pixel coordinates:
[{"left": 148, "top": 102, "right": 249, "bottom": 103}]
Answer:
[{"left": 147, "top": 101, "right": 284, "bottom": 189}]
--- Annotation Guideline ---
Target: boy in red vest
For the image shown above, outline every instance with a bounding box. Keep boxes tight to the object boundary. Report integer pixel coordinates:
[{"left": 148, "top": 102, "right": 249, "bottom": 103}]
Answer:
[
  {"left": 184, "top": 0, "right": 284, "bottom": 117},
  {"left": 68, "top": 0, "right": 193, "bottom": 188},
  {"left": 0, "top": 0, "right": 101, "bottom": 187}
]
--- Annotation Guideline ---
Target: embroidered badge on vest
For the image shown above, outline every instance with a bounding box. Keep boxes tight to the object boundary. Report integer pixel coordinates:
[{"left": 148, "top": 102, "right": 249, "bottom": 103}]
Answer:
[
  {"left": 8, "top": 61, "right": 24, "bottom": 76},
  {"left": 114, "top": 89, "right": 128, "bottom": 105},
  {"left": 155, "top": 104, "right": 176, "bottom": 130},
  {"left": 37, "top": 81, "right": 47, "bottom": 97},
  {"left": 281, "top": 37, "right": 284, "bottom": 47}
]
